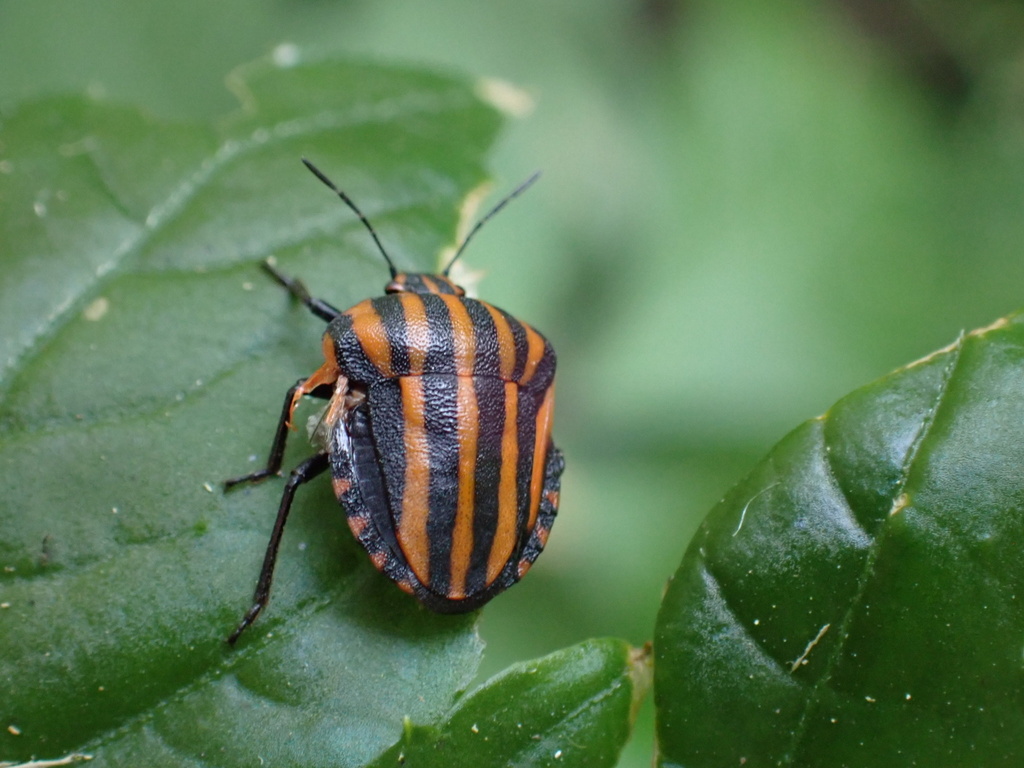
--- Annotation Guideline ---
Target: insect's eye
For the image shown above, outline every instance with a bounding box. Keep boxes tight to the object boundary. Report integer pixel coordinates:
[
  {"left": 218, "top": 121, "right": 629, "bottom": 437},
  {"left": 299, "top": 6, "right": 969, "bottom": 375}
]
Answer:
[{"left": 385, "top": 279, "right": 407, "bottom": 294}]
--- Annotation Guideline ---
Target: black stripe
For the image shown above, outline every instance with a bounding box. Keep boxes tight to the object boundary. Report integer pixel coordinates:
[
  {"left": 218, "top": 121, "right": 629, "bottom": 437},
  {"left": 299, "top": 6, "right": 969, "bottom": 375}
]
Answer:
[
  {"left": 465, "top": 375, "right": 507, "bottom": 594},
  {"left": 423, "top": 374, "right": 460, "bottom": 596},
  {"left": 514, "top": 386, "right": 541, "bottom": 550},
  {"left": 400, "top": 274, "right": 430, "bottom": 294},
  {"left": 497, "top": 308, "right": 529, "bottom": 381},
  {"left": 332, "top": 312, "right": 382, "bottom": 386},
  {"left": 366, "top": 379, "right": 406, "bottom": 534},
  {"left": 372, "top": 295, "right": 409, "bottom": 376},
  {"left": 464, "top": 299, "right": 502, "bottom": 378},
  {"left": 401, "top": 273, "right": 461, "bottom": 295},
  {"left": 528, "top": 338, "right": 557, "bottom": 393},
  {"left": 421, "top": 294, "right": 457, "bottom": 375}
]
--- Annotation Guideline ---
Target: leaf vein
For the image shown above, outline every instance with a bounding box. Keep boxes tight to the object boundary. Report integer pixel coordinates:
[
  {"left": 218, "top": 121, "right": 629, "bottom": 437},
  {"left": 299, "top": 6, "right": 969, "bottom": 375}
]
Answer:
[{"left": 782, "top": 333, "right": 965, "bottom": 765}]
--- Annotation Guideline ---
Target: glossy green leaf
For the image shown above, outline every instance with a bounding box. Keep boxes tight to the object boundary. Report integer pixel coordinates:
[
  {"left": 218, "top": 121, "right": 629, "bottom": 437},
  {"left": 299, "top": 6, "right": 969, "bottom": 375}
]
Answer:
[
  {"left": 370, "top": 638, "right": 650, "bottom": 768},
  {"left": 655, "top": 312, "right": 1024, "bottom": 766},
  {"left": 0, "top": 56, "right": 505, "bottom": 766}
]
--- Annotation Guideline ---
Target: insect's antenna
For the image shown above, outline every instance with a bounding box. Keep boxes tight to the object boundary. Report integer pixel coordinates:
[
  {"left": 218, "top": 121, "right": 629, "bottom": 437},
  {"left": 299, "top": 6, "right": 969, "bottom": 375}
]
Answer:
[
  {"left": 302, "top": 158, "right": 398, "bottom": 279},
  {"left": 444, "top": 171, "right": 541, "bottom": 275}
]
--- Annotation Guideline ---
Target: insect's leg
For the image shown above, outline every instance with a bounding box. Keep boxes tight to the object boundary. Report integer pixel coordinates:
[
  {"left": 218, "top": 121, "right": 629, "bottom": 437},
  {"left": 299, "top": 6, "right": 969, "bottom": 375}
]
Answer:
[
  {"left": 228, "top": 451, "right": 330, "bottom": 645},
  {"left": 517, "top": 444, "right": 565, "bottom": 575},
  {"left": 261, "top": 258, "right": 341, "bottom": 322},
  {"left": 224, "top": 378, "right": 331, "bottom": 489}
]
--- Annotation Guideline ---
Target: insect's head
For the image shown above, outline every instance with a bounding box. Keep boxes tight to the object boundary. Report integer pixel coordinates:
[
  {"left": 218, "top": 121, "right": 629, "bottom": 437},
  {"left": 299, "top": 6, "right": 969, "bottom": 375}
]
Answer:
[
  {"left": 384, "top": 273, "right": 465, "bottom": 296},
  {"left": 301, "top": 158, "right": 540, "bottom": 295}
]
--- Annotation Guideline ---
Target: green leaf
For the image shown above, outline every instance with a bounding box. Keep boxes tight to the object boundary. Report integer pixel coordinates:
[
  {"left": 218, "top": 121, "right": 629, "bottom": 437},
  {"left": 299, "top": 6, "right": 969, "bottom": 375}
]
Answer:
[
  {"left": 0, "top": 56, "right": 505, "bottom": 766},
  {"left": 655, "top": 312, "right": 1024, "bottom": 766},
  {"left": 370, "top": 638, "right": 651, "bottom": 768}
]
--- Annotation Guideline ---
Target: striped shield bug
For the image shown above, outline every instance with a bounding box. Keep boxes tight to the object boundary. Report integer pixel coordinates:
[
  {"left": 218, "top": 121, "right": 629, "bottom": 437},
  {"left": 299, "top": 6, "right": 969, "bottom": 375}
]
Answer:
[{"left": 225, "top": 159, "right": 564, "bottom": 644}]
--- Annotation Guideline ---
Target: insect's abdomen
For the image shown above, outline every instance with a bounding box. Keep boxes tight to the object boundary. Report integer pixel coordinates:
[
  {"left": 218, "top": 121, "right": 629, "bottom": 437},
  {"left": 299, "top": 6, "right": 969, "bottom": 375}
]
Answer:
[{"left": 367, "top": 372, "right": 552, "bottom": 599}]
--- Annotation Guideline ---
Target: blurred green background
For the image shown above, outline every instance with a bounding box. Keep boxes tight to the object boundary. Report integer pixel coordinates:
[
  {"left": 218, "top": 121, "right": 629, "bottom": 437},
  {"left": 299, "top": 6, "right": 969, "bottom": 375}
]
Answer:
[{"left": 4, "top": 0, "right": 1023, "bottom": 764}]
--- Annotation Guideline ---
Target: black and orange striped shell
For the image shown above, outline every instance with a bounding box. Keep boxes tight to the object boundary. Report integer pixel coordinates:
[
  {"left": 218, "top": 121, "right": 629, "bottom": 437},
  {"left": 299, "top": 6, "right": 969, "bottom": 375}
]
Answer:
[{"left": 314, "top": 272, "right": 562, "bottom": 612}]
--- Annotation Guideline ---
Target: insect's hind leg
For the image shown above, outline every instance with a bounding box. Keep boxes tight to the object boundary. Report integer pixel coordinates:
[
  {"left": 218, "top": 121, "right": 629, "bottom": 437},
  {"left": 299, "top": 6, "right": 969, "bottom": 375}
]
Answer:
[
  {"left": 228, "top": 451, "right": 330, "bottom": 644},
  {"left": 261, "top": 258, "right": 341, "bottom": 322}
]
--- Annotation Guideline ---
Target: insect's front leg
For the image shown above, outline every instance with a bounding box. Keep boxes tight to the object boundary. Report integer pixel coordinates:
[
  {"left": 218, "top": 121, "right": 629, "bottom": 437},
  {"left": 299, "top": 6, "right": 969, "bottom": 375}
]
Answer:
[
  {"left": 224, "top": 378, "right": 331, "bottom": 489},
  {"left": 262, "top": 258, "right": 341, "bottom": 322}
]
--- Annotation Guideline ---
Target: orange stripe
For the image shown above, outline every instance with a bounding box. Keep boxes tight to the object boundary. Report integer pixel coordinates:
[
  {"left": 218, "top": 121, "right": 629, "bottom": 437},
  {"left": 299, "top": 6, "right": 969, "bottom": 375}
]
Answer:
[
  {"left": 443, "top": 295, "right": 479, "bottom": 598},
  {"left": 347, "top": 300, "right": 393, "bottom": 378},
  {"left": 397, "top": 376, "right": 431, "bottom": 585},
  {"left": 442, "top": 295, "right": 477, "bottom": 376},
  {"left": 484, "top": 303, "right": 516, "bottom": 380},
  {"left": 401, "top": 294, "right": 430, "bottom": 375},
  {"left": 347, "top": 514, "right": 366, "bottom": 538},
  {"left": 487, "top": 381, "right": 519, "bottom": 585},
  {"left": 421, "top": 275, "right": 440, "bottom": 294},
  {"left": 528, "top": 384, "right": 556, "bottom": 532},
  {"left": 448, "top": 375, "right": 479, "bottom": 599},
  {"left": 519, "top": 324, "right": 546, "bottom": 384}
]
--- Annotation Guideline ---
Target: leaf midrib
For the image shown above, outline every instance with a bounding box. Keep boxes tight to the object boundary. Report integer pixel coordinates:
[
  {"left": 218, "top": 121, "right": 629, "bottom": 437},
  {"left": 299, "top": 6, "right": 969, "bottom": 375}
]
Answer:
[{"left": 1, "top": 85, "right": 470, "bottom": 397}]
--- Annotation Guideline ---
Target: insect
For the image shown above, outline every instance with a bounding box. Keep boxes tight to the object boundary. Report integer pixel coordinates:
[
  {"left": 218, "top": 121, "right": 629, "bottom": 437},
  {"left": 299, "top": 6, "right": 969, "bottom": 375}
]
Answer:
[{"left": 225, "top": 159, "right": 564, "bottom": 644}]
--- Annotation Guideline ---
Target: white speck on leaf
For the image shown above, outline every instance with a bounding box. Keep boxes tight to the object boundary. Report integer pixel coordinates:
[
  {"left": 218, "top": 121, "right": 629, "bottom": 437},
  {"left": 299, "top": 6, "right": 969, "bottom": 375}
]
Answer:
[
  {"left": 889, "top": 493, "right": 910, "bottom": 516},
  {"left": 272, "top": 43, "right": 300, "bottom": 68},
  {"left": 475, "top": 77, "right": 534, "bottom": 117},
  {"left": 83, "top": 297, "right": 109, "bottom": 321}
]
